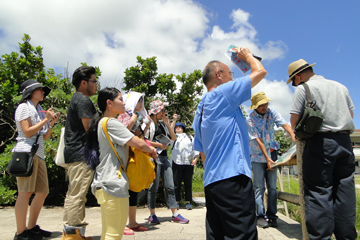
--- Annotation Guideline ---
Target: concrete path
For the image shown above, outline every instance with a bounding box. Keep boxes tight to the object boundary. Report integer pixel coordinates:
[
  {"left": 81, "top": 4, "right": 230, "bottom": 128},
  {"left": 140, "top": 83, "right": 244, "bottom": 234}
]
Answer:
[{"left": 1, "top": 200, "right": 302, "bottom": 239}]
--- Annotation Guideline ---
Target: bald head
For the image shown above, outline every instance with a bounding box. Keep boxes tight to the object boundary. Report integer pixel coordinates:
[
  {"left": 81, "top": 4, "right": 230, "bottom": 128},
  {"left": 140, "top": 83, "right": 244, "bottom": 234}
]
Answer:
[{"left": 203, "top": 60, "right": 222, "bottom": 86}]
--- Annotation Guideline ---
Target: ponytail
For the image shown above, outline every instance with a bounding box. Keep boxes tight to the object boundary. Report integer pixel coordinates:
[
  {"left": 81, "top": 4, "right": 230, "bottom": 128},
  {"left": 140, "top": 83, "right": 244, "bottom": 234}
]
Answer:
[{"left": 82, "top": 87, "right": 121, "bottom": 170}]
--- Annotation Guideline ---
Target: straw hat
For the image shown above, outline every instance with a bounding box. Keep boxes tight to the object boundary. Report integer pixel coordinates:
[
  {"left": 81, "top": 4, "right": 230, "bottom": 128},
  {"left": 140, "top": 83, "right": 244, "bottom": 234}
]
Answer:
[
  {"left": 249, "top": 92, "right": 272, "bottom": 110},
  {"left": 287, "top": 59, "right": 316, "bottom": 84}
]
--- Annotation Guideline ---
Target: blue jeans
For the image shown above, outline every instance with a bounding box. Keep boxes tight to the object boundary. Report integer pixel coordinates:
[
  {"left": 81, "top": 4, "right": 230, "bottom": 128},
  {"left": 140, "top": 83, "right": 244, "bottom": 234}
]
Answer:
[
  {"left": 252, "top": 150, "right": 278, "bottom": 220},
  {"left": 147, "top": 155, "right": 177, "bottom": 209}
]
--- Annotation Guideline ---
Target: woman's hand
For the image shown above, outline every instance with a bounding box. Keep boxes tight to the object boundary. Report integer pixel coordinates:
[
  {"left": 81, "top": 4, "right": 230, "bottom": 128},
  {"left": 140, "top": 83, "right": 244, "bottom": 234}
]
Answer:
[
  {"left": 45, "top": 108, "right": 55, "bottom": 121},
  {"left": 159, "top": 143, "right": 168, "bottom": 150},
  {"left": 172, "top": 114, "right": 178, "bottom": 121},
  {"left": 145, "top": 116, "right": 151, "bottom": 128},
  {"left": 49, "top": 112, "right": 59, "bottom": 127},
  {"left": 162, "top": 115, "right": 170, "bottom": 125},
  {"left": 149, "top": 147, "right": 158, "bottom": 161},
  {"left": 191, "top": 158, "right": 198, "bottom": 166}
]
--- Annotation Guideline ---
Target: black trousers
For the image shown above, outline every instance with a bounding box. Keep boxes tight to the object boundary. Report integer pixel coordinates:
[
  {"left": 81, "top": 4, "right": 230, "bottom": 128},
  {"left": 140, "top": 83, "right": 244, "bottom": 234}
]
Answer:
[
  {"left": 129, "top": 190, "right": 138, "bottom": 206},
  {"left": 172, "top": 163, "right": 194, "bottom": 202},
  {"left": 303, "top": 133, "right": 357, "bottom": 240},
  {"left": 205, "top": 175, "right": 257, "bottom": 240}
]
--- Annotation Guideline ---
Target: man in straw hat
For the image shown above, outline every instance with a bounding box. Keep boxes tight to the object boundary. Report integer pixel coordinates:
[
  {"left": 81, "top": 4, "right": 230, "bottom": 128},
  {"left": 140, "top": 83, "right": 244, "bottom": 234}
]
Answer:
[
  {"left": 247, "top": 92, "right": 295, "bottom": 228},
  {"left": 288, "top": 59, "right": 356, "bottom": 239},
  {"left": 192, "top": 47, "right": 266, "bottom": 240}
]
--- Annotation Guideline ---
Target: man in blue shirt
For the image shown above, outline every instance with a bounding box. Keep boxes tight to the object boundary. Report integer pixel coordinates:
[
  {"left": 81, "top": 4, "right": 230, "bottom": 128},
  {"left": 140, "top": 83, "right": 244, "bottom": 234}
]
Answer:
[
  {"left": 247, "top": 91, "right": 295, "bottom": 228},
  {"left": 193, "top": 47, "right": 267, "bottom": 240}
]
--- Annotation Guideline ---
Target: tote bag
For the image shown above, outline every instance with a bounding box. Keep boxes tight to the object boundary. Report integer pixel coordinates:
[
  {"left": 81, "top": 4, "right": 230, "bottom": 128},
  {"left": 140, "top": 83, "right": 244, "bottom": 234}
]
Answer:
[{"left": 54, "top": 127, "right": 68, "bottom": 168}]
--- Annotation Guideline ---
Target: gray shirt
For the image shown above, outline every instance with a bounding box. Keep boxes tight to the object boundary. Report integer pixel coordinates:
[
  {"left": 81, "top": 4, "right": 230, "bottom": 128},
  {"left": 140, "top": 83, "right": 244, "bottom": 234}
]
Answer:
[
  {"left": 290, "top": 75, "right": 355, "bottom": 133},
  {"left": 91, "top": 118, "right": 134, "bottom": 198}
]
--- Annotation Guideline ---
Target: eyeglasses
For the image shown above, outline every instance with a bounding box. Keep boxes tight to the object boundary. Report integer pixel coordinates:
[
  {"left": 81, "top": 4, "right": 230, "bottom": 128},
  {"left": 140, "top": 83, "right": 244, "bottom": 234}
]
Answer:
[
  {"left": 219, "top": 70, "right": 234, "bottom": 78},
  {"left": 291, "top": 76, "right": 296, "bottom": 86},
  {"left": 161, "top": 109, "right": 166, "bottom": 112},
  {"left": 88, "top": 80, "right": 98, "bottom": 85},
  {"left": 258, "top": 102, "right": 270, "bottom": 108}
]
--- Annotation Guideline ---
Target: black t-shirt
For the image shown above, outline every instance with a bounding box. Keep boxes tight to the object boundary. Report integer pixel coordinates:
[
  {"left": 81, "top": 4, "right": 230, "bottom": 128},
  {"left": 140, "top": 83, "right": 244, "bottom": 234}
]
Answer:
[
  {"left": 154, "top": 122, "right": 170, "bottom": 157},
  {"left": 64, "top": 92, "right": 96, "bottom": 163}
]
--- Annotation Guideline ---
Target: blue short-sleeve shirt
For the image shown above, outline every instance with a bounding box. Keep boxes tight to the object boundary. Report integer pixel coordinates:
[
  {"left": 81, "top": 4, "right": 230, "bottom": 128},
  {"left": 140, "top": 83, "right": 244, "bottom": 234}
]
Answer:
[{"left": 192, "top": 76, "right": 251, "bottom": 187}]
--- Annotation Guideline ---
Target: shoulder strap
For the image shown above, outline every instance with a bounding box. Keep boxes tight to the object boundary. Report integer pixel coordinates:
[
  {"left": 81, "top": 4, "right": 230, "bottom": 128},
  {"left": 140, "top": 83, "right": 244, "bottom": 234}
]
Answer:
[
  {"left": 31, "top": 135, "right": 40, "bottom": 153},
  {"left": 302, "top": 83, "right": 313, "bottom": 102},
  {"left": 187, "top": 134, "right": 193, "bottom": 142},
  {"left": 102, "top": 117, "right": 125, "bottom": 179}
]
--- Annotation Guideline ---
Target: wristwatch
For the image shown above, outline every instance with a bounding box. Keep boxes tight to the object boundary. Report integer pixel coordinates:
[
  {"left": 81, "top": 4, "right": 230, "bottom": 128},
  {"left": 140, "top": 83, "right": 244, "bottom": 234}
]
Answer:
[{"left": 49, "top": 125, "right": 53, "bottom": 129}]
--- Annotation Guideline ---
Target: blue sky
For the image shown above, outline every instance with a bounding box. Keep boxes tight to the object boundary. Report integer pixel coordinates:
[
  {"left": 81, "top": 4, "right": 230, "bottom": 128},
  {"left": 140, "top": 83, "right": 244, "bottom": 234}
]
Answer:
[
  {"left": 196, "top": 0, "right": 360, "bottom": 128},
  {"left": 0, "top": 0, "right": 359, "bottom": 128}
]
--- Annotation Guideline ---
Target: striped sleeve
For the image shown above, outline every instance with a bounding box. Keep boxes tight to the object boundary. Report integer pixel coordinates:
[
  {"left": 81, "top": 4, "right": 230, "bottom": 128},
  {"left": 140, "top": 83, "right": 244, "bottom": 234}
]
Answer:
[{"left": 15, "top": 103, "right": 30, "bottom": 122}]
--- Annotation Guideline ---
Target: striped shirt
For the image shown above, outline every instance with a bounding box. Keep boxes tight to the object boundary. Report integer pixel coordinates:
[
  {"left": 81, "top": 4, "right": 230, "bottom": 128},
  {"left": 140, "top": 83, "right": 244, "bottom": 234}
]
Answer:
[{"left": 13, "top": 103, "right": 45, "bottom": 159}]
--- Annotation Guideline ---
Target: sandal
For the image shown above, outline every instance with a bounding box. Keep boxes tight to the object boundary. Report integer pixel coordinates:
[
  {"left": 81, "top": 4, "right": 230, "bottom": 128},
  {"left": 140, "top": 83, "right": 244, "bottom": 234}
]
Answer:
[
  {"left": 129, "top": 224, "right": 148, "bottom": 231},
  {"left": 123, "top": 227, "right": 135, "bottom": 235}
]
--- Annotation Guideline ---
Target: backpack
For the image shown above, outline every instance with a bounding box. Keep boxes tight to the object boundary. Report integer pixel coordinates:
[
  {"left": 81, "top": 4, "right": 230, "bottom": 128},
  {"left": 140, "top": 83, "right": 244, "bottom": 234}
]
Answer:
[
  {"left": 102, "top": 117, "right": 155, "bottom": 192},
  {"left": 294, "top": 83, "right": 323, "bottom": 139}
]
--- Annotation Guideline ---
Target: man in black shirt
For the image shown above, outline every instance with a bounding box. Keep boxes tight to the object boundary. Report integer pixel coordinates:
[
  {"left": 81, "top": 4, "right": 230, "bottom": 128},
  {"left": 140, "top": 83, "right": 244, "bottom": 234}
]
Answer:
[
  {"left": 62, "top": 66, "right": 97, "bottom": 240},
  {"left": 144, "top": 100, "right": 189, "bottom": 224}
]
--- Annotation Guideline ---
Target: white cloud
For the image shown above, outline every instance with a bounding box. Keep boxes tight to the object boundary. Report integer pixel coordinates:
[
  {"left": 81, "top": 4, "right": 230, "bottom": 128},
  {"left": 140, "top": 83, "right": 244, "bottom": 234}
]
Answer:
[
  {"left": 243, "top": 79, "right": 294, "bottom": 123},
  {"left": 0, "top": 1, "right": 287, "bottom": 91}
]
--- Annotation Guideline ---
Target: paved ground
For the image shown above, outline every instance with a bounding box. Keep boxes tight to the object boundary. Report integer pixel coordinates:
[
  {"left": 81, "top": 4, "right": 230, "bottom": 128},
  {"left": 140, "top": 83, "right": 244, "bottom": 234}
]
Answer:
[{"left": 1, "top": 198, "right": 302, "bottom": 240}]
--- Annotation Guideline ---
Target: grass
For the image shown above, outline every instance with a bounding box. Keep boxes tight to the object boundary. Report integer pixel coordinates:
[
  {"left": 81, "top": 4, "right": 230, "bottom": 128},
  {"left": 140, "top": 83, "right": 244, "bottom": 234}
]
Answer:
[
  {"left": 192, "top": 166, "right": 204, "bottom": 194},
  {"left": 355, "top": 175, "right": 360, "bottom": 185}
]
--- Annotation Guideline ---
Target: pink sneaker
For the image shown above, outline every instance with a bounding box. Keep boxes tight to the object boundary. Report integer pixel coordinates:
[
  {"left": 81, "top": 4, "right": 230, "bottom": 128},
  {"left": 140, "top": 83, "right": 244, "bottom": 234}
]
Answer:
[{"left": 172, "top": 214, "right": 189, "bottom": 224}]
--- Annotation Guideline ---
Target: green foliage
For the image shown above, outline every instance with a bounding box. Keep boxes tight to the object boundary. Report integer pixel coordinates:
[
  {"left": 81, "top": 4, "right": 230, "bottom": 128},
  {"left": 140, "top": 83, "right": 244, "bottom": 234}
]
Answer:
[
  {"left": 0, "top": 143, "right": 18, "bottom": 203},
  {"left": 122, "top": 56, "right": 204, "bottom": 128},
  {"left": 240, "top": 105, "right": 248, "bottom": 119},
  {"left": 0, "top": 34, "right": 101, "bottom": 206},
  {"left": 192, "top": 166, "right": 204, "bottom": 193},
  {"left": 0, "top": 34, "right": 46, "bottom": 148},
  {"left": 275, "top": 130, "right": 291, "bottom": 156}
]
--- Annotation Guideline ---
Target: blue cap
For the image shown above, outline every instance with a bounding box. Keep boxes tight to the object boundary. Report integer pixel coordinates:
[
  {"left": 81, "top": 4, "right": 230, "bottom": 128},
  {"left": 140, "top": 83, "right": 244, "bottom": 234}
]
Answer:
[{"left": 174, "top": 122, "right": 186, "bottom": 132}]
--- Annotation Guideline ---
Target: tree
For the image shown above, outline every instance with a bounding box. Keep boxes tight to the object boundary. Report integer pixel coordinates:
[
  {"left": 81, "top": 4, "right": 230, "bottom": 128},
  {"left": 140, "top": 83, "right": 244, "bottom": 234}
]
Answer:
[
  {"left": 123, "top": 56, "right": 203, "bottom": 128},
  {"left": 0, "top": 34, "right": 102, "bottom": 205},
  {"left": 275, "top": 130, "right": 291, "bottom": 156},
  {"left": 0, "top": 34, "right": 46, "bottom": 149}
]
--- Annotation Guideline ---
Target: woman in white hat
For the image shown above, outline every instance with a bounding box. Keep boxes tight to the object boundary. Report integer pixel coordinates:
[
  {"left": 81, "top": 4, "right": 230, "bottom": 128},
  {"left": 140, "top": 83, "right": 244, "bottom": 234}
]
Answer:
[{"left": 13, "top": 79, "right": 59, "bottom": 240}]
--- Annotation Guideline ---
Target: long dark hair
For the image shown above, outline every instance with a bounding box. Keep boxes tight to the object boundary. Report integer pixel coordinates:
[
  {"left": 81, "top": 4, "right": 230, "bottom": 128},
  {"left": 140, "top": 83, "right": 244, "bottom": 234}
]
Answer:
[{"left": 83, "top": 87, "right": 121, "bottom": 169}]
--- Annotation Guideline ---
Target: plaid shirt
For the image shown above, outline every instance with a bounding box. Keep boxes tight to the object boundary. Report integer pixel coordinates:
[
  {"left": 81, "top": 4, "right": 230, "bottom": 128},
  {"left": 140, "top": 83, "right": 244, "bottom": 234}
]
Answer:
[{"left": 247, "top": 108, "right": 286, "bottom": 163}]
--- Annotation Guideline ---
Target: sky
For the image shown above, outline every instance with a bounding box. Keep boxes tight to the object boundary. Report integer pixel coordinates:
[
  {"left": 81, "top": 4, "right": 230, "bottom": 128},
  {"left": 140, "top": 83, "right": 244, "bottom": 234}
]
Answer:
[{"left": 0, "top": 0, "right": 359, "bottom": 128}]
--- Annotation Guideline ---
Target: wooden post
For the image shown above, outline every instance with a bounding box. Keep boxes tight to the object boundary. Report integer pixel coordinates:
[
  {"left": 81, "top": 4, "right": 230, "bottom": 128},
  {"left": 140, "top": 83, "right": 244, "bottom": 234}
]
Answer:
[
  {"left": 296, "top": 140, "right": 309, "bottom": 240},
  {"left": 277, "top": 168, "right": 289, "bottom": 217}
]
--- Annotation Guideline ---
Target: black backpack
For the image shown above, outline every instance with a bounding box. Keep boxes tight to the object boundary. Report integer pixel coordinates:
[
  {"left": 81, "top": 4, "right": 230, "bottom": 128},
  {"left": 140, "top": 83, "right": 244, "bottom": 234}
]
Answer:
[{"left": 294, "top": 83, "right": 323, "bottom": 139}]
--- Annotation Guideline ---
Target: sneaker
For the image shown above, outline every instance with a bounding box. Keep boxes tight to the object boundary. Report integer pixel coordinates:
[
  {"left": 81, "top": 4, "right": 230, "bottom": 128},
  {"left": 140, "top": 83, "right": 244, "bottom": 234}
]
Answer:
[
  {"left": 148, "top": 214, "right": 160, "bottom": 224},
  {"left": 28, "top": 225, "right": 52, "bottom": 237},
  {"left": 185, "top": 203, "right": 192, "bottom": 210},
  {"left": 176, "top": 203, "right": 179, "bottom": 210},
  {"left": 14, "top": 230, "right": 43, "bottom": 240},
  {"left": 256, "top": 217, "right": 269, "bottom": 228},
  {"left": 172, "top": 214, "right": 189, "bottom": 224},
  {"left": 268, "top": 218, "right": 278, "bottom": 228}
]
